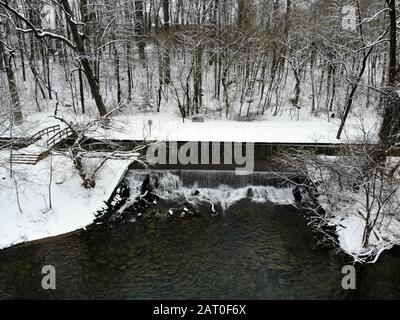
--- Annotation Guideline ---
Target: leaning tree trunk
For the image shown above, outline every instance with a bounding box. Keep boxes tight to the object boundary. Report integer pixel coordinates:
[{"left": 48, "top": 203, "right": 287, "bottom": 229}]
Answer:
[
  {"left": 336, "top": 47, "right": 373, "bottom": 140},
  {"left": 58, "top": 0, "right": 108, "bottom": 118}
]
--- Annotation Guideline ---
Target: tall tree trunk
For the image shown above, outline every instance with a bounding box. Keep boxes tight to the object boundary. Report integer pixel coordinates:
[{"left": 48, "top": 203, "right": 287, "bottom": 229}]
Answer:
[
  {"left": 193, "top": 44, "right": 203, "bottom": 114},
  {"left": 16, "top": 25, "right": 26, "bottom": 82},
  {"left": 238, "top": 0, "right": 251, "bottom": 29},
  {"left": 127, "top": 42, "right": 133, "bottom": 101},
  {"left": 1, "top": 44, "right": 23, "bottom": 125},
  {"left": 0, "top": 42, "right": 3, "bottom": 70},
  {"left": 162, "top": 0, "right": 171, "bottom": 85},
  {"left": 378, "top": 0, "right": 398, "bottom": 160},
  {"left": 79, "top": 68, "right": 85, "bottom": 114},
  {"left": 135, "top": 0, "right": 147, "bottom": 64},
  {"left": 284, "top": 0, "right": 292, "bottom": 35},
  {"left": 114, "top": 42, "right": 122, "bottom": 104}
]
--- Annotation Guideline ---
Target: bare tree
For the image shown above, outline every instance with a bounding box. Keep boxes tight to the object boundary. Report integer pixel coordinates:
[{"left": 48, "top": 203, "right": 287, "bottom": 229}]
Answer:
[
  {"left": 378, "top": 0, "right": 399, "bottom": 162},
  {"left": 0, "top": 19, "right": 22, "bottom": 125},
  {"left": 0, "top": 0, "right": 108, "bottom": 118},
  {"left": 277, "top": 130, "right": 400, "bottom": 263}
]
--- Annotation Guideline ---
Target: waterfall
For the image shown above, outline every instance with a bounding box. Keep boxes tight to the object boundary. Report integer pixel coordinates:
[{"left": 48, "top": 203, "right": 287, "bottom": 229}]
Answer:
[{"left": 122, "top": 170, "right": 295, "bottom": 212}]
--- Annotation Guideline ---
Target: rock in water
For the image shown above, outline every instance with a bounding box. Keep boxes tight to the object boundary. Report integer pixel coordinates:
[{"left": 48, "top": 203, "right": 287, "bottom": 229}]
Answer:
[{"left": 292, "top": 186, "right": 303, "bottom": 203}]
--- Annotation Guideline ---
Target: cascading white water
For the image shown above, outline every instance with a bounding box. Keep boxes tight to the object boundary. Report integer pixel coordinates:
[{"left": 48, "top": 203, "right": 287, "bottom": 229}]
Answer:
[{"left": 122, "top": 170, "right": 294, "bottom": 212}]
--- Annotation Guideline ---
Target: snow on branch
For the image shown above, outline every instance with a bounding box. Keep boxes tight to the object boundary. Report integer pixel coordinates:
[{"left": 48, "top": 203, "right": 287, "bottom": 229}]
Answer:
[{"left": 0, "top": 1, "right": 76, "bottom": 50}]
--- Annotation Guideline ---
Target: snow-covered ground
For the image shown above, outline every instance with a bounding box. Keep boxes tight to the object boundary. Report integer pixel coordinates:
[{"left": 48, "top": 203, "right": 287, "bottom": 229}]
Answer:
[
  {"left": 335, "top": 212, "right": 400, "bottom": 263},
  {"left": 4, "top": 108, "right": 380, "bottom": 144},
  {"left": 330, "top": 199, "right": 400, "bottom": 263},
  {"left": 0, "top": 151, "right": 131, "bottom": 249},
  {"left": 93, "top": 112, "right": 344, "bottom": 143}
]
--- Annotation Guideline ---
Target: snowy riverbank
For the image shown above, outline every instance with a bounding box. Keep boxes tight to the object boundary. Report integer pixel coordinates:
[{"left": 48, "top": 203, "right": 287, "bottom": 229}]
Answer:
[
  {"left": 332, "top": 200, "right": 400, "bottom": 264},
  {"left": 0, "top": 152, "right": 131, "bottom": 249}
]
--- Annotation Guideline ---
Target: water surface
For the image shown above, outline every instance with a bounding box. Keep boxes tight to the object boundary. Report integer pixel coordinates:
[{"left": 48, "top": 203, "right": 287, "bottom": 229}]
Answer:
[{"left": 0, "top": 171, "right": 399, "bottom": 300}]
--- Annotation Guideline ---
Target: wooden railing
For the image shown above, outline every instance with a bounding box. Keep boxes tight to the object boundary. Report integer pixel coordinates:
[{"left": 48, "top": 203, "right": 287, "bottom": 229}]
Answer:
[
  {"left": 9, "top": 126, "right": 75, "bottom": 165},
  {"left": 10, "top": 153, "right": 39, "bottom": 165},
  {"left": 46, "top": 127, "right": 74, "bottom": 148},
  {"left": 31, "top": 125, "right": 61, "bottom": 141}
]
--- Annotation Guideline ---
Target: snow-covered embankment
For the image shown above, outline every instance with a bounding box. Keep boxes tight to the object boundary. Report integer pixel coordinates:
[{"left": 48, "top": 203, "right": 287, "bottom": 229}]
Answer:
[{"left": 0, "top": 152, "right": 131, "bottom": 249}]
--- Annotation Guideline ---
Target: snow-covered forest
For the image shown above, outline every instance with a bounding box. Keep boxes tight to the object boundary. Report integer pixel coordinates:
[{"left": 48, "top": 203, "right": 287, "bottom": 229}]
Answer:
[
  {"left": 0, "top": 0, "right": 400, "bottom": 267},
  {"left": 0, "top": 0, "right": 396, "bottom": 127}
]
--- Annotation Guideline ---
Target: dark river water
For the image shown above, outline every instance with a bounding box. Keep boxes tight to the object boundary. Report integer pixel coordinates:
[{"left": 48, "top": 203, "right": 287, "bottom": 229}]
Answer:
[{"left": 0, "top": 171, "right": 399, "bottom": 300}]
